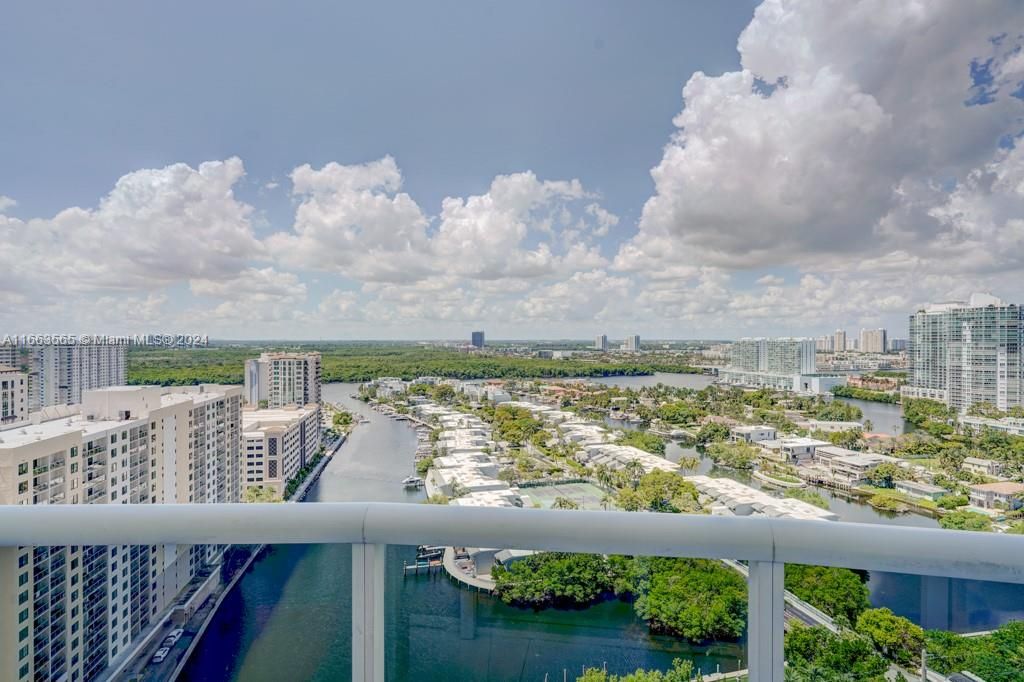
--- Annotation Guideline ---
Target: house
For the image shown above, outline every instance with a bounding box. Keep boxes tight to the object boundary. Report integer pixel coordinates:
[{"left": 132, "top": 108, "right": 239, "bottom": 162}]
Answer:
[
  {"left": 730, "top": 424, "right": 777, "bottom": 444},
  {"left": 962, "top": 457, "right": 1003, "bottom": 478},
  {"left": 968, "top": 482, "right": 1024, "bottom": 510},
  {"left": 894, "top": 480, "right": 947, "bottom": 501},
  {"left": 758, "top": 436, "right": 829, "bottom": 464}
]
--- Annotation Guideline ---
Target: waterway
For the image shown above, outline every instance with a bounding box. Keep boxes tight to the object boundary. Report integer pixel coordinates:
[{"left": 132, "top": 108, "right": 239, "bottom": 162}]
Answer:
[
  {"left": 181, "top": 383, "right": 745, "bottom": 681},
  {"left": 183, "top": 381, "right": 1022, "bottom": 680}
]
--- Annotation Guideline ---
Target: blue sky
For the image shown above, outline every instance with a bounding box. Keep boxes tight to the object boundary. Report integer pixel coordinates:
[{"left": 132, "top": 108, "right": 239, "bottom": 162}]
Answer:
[{"left": 2, "top": 1, "right": 1023, "bottom": 340}]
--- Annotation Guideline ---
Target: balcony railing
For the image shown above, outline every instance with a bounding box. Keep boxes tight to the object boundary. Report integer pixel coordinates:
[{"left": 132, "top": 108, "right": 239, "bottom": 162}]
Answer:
[{"left": 2, "top": 503, "right": 1024, "bottom": 682}]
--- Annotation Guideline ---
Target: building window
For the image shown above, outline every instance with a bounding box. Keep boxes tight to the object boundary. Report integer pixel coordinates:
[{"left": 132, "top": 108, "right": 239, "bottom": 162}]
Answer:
[{"left": 17, "top": 462, "right": 27, "bottom": 476}]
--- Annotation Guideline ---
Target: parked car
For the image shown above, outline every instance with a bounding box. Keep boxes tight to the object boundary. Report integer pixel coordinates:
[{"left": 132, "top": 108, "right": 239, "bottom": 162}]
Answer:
[
  {"left": 152, "top": 647, "right": 170, "bottom": 664},
  {"left": 161, "top": 628, "right": 184, "bottom": 648}
]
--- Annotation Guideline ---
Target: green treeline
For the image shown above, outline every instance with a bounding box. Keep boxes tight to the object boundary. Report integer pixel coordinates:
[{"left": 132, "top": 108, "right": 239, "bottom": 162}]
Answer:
[
  {"left": 492, "top": 553, "right": 747, "bottom": 642},
  {"left": 126, "top": 346, "right": 705, "bottom": 385},
  {"left": 830, "top": 385, "right": 900, "bottom": 404}
]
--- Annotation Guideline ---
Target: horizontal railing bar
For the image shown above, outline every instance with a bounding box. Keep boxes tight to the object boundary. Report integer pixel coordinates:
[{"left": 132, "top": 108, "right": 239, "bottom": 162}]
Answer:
[{"left": 2, "top": 503, "right": 1023, "bottom": 584}]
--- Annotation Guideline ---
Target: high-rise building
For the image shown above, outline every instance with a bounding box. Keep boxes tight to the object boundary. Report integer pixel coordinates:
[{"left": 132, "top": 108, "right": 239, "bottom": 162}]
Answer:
[
  {"left": 594, "top": 334, "right": 608, "bottom": 351},
  {"left": 728, "top": 338, "right": 817, "bottom": 375},
  {"left": 622, "top": 335, "right": 641, "bottom": 352},
  {"left": 471, "top": 331, "right": 485, "bottom": 349},
  {"left": 18, "top": 345, "right": 127, "bottom": 411},
  {"left": 833, "top": 330, "right": 847, "bottom": 354},
  {"left": 242, "top": 404, "right": 322, "bottom": 496},
  {"left": 0, "top": 366, "right": 28, "bottom": 425},
  {"left": 903, "top": 293, "right": 1024, "bottom": 412},
  {"left": 859, "top": 328, "right": 888, "bottom": 354},
  {"left": 244, "top": 352, "right": 321, "bottom": 407},
  {"left": 720, "top": 337, "right": 839, "bottom": 393},
  {"left": 0, "top": 384, "right": 242, "bottom": 681},
  {"left": 815, "top": 336, "right": 834, "bottom": 352},
  {"left": 889, "top": 339, "right": 908, "bottom": 352}
]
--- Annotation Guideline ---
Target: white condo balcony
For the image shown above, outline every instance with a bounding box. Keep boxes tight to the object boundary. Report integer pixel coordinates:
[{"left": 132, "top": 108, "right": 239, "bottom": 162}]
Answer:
[{"left": 2, "top": 503, "right": 1023, "bottom": 682}]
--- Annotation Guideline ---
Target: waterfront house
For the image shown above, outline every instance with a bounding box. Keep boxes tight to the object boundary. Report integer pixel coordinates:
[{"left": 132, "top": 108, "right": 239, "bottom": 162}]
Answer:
[
  {"left": 758, "top": 436, "right": 829, "bottom": 464},
  {"left": 730, "top": 424, "right": 777, "bottom": 444},
  {"left": 968, "top": 482, "right": 1024, "bottom": 510},
  {"left": 894, "top": 480, "right": 947, "bottom": 501},
  {"left": 962, "top": 457, "right": 1003, "bottom": 478}
]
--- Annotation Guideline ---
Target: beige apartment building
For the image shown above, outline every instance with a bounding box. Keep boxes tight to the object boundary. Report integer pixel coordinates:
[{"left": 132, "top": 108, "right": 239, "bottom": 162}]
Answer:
[
  {"left": 242, "top": 404, "right": 321, "bottom": 496},
  {"left": 243, "top": 351, "right": 322, "bottom": 408},
  {"left": 0, "top": 384, "right": 242, "bottom": 682}
]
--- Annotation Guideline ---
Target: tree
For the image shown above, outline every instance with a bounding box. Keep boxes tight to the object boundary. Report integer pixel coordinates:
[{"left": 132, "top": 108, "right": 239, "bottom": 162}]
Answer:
[
  {"left": 626, "top": 557, "right": 747, "bottom": 641},
  {"left": 616, "top": 470, "right": 700, "bottom": 513},
  {"left": 695, "top": 422, "right": 729, "bottom": 445},
  {"left": 939, "top": 509, "right": 992, "bottom": 532},
  {"left": 617, "top": 430, "right": 666, "bottom": 455},
  {"left": 785, "top": 624, "right": 889, "bottom": 681},
  {"left": 423, "top": 494, "right": 449, "bottom": 505},
  {"left": 855, "top": 608, "right": 924, "bottom": 666},
  {"left": 623, "top": 460, "right": 646, "bottom": 489},
  {"left": 866, "top": 462, "right": 909, "bottom": 488},
  {"left": 552, "top": 496, "right": 580, "bottom": 510},
  {"left": 431, "top": 384, "right": 456, "bottom": 403},
  {"left": 785, "top": 488, "right": 830, "bottom": 510},
  {"left": 705, "top": 441, "right": 757, "bottom": 470},
  {"left": 576, "top": 659, "right": 698, "bottom": 682},
  {"left": 676, "top": 455, "right": 699, "bottom": 473},
  {"left": 784, "top": 564, "right": 870, "bottom": 626},
  {"left": 600, "top": 492, "right": 616, "bottom": 510},
  {"left": 936, "top": 493, "right": 969, "bottom": 509},
  {"left": 492, "top": 552, "right": 612, "bottom": 607}
]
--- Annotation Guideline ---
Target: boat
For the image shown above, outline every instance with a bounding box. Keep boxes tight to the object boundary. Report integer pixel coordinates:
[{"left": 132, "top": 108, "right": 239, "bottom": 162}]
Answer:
[
  {"left": 359, "top": 418, "right": 370, "bottom": 424},
  {"left": 401, "top": 476, "right": 424, "bottom": 489}
]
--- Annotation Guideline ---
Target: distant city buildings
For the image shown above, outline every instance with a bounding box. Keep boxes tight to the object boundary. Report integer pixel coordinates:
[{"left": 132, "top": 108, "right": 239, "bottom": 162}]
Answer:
[
  {"left": 621, "top": 334, "right": 641, "bottom": 352},
  {"left": 594, "top": 334, "right": 608, "bottom": 351},
  {"left": 244, "top": 351, "right": 322, "bottom": 407},
  {"left": 833, "top": 329, "right": 847, "bottom": 353},
  {"left": 0, "top": 344, "right": 127, "bottom": 411},
  {"left": 242, "top": 403, "right": 322, "bottom": 496},
  {"left": 903, "top": 293, "right": 1023, "bottom": 413},
  {"left": 0, "top": 384, "right": 242, "bottom": 681},
  {"left": 0, "top": 366, "right": 27, "bottom": 425},
  {"left": 888, "top": 338, "right": 908, "bottom": 352},
  {"left": 470, "top": 331, "right": 485, "bottom": 349},
  {"left": 859, "top": 328, "right": 888, "bottom": 354},
  {"left": 719, "top": 337, "right": 845, "bottom": 394}
]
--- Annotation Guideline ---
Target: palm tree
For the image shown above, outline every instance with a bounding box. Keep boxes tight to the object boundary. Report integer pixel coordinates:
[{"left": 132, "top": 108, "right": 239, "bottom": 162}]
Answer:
[
  {"left": 552, "top": 496, "right": 580, "bottom": 510},
  {"left": 624, "top": 460, "right": 645, "bottom": 489},
  {"left": 600, "top": 492, "right": 616, "bottom": 511},
  {"left": 677, "top": 455, "right": 699, "bottom": 473}
]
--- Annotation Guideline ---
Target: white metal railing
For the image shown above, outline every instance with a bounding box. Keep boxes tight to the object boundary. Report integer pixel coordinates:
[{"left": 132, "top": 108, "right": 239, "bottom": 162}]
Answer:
[{"left": 2, "top": 503, "right": 1024, "bottom": 682}]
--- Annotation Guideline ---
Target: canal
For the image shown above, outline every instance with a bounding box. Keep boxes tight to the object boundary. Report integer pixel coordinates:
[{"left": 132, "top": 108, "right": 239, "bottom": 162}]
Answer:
[
  {"left": 182, "top": 379, "right": 1022, "bottom": 680},
  {"left": 181, "top": 383, "right": 745, "bottom": 681}
]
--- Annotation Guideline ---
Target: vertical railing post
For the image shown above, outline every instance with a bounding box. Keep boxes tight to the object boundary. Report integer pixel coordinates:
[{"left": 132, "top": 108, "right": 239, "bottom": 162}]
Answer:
[
  {"left": 352, "top": 543, "right": 385, "bottom": 682},
  {"left": 747, "top": 560, "right": 784, "bottom": 681}
]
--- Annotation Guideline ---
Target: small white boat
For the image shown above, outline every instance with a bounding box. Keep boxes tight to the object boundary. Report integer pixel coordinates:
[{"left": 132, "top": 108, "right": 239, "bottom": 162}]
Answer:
[
  {"left": 402, "top": 476, "right": 424, "bottom": 489},
  {"left": 359, "top": 418, "right": 371, "bottom": 424}
]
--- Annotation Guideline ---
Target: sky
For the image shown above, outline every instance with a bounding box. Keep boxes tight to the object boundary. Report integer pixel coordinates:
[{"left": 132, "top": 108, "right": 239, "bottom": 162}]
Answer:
[{"left": 2, "top": 1, "right": 1023, "bottom": 341}]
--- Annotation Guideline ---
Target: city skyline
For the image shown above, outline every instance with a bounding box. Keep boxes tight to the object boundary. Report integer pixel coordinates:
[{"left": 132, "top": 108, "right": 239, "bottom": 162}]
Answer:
[{"left": 3, "top": 1, "right": 1024, "bottom": 339}]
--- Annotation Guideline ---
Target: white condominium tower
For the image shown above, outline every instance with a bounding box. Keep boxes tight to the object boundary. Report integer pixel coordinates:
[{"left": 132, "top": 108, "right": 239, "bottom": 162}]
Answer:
[
  {"left": 0, "top": 384, "right": 242, "bottom": 682},
  {"left": 244, "top": 351, "right": 322, "bottom": 407},
  {"left": 904, "top": 293, "right": 1024, "bottom": 412},
  {"left": 9, "top": 345, "right": 127, "bottom": 411},
  {"left": 623, "top": 335, "right": 641, "bottom": 351},
  {"left": 728, "top": 337, "right": 817, "bottom": 375},
  {"left": 594, "top": 334, "right": 608, "bottom": 351}
]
